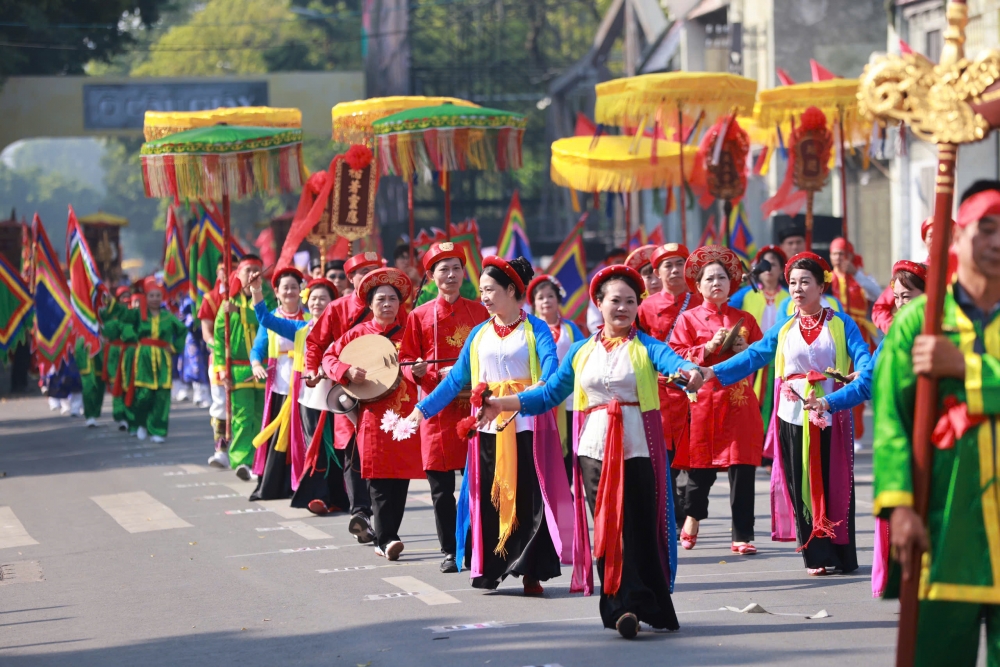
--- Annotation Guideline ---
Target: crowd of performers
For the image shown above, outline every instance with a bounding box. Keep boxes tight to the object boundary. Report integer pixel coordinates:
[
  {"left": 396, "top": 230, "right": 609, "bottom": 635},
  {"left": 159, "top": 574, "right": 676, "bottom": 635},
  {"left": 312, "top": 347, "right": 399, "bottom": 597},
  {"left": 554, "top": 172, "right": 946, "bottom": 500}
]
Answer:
[{"left": 47, "top": 179, "right": 1000, "bottom": 654}]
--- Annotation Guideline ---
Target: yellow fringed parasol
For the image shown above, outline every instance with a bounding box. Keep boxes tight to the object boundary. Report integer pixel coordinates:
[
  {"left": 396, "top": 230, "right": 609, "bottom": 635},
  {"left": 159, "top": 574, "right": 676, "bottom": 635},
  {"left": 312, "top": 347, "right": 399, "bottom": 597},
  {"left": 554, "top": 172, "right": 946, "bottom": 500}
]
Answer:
[
  {"left": 143, "top": 107, "right": 302, "bottom": 141},
  {"left": 595, "top": 72, "right": 758, "bottom": 130},
  {"left": 332, "top": 96, "right": 479, "bottom": 144},
  {"left": 754, "top": 79, "right": 870, "bottom": 144},
  {"left": 550, "top": 136, "right": 700, "bottom": 193}
]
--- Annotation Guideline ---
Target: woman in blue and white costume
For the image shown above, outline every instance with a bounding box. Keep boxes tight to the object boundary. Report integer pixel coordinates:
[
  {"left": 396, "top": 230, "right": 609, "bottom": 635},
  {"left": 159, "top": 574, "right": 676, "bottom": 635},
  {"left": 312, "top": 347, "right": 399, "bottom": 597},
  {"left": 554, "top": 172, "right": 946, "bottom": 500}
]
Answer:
[
  {"left": 405, "top": 256, "right": 574, "bottom": 596},
  {"left": 477, "top": 265, "right": 704, "bottom": 639}
]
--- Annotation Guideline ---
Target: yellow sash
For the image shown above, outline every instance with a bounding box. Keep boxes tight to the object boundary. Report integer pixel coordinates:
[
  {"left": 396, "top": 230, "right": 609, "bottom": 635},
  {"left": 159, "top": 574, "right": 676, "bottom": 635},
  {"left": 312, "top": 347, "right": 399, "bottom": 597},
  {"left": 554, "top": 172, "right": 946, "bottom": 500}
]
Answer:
[{"left": 489, "top": 379, "right": 528, "bottom": 556}]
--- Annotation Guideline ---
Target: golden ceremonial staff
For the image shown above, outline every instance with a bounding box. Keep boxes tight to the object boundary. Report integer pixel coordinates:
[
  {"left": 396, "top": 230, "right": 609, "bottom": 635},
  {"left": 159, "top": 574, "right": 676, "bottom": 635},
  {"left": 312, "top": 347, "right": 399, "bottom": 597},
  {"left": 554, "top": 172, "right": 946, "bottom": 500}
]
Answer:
[{"left": 859, "top": 1, "right": 998, "bottom": 664}]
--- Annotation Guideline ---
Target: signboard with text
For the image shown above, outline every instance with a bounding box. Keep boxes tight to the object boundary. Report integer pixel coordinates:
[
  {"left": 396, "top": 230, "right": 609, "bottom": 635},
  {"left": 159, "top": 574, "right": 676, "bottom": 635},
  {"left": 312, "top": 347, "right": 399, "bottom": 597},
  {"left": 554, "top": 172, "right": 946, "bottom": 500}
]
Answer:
[{"left": 83, "top": 81, "right": 269, "bottom": 130}]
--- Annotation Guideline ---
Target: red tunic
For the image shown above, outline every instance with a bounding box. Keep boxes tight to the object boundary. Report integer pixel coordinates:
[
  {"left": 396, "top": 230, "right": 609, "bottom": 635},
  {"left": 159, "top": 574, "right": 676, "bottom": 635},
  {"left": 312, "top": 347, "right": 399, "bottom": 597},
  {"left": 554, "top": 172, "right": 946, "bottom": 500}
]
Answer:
[
  {"left": 669, "top": 302, "right": 764, "bottom": 469},
  {"left": 637, "top": 289, "right": 704, "bottom": 452},
  {"left": 306, "top": 291, "right": 408, "bottom": 448},
  {"left": 831, "top": 270, "right": 873, "bottom": 346},
  {"left": 322, "top": 319, "right": 423, "bottom": 480},
  {"left": 399, "top": 295, "right": 489, "bottom": 472}
]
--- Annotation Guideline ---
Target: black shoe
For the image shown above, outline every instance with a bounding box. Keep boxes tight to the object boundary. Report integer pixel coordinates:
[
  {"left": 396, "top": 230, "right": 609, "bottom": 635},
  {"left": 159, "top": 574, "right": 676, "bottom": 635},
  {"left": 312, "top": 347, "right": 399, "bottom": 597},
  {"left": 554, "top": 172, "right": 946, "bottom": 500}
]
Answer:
[
  {"left": 349, "top": 513, "right": 374, "bottom": 544},
  {"left": 616, "top": 612, "right": 639, "bottom": 639},
  {"left": 439, "top": 554, "right": 458, "bottom": 573}
]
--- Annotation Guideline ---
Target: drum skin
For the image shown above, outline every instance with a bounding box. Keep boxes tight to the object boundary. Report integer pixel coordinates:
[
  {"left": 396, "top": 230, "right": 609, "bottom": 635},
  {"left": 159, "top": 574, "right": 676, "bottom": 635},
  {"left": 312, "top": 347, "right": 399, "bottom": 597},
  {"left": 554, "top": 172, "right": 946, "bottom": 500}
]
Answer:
[{"left": 337, "top": 334, "right": 401, "bottom": 402}]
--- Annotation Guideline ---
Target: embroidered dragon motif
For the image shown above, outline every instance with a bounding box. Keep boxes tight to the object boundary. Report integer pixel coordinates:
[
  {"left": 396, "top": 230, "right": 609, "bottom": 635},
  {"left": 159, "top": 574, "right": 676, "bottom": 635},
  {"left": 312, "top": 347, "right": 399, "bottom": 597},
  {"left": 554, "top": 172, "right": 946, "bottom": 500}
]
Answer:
[{"left": 445, "top": 324, "right": 472, "bottom": 349}]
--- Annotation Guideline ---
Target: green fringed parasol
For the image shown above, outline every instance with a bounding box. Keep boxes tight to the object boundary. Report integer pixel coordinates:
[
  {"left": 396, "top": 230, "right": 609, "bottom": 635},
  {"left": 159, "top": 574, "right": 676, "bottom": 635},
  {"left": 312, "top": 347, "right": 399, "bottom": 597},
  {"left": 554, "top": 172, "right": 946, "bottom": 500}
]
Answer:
[{"left": 140, "top": 125, "right": 305, "bottom": 202}]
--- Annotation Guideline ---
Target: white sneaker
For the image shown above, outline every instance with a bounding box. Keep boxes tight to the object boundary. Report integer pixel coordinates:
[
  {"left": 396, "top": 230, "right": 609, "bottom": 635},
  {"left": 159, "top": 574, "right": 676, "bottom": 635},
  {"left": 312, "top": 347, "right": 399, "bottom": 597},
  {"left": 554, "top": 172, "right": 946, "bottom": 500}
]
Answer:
[
  {"left": 854, "top": 442, "right": 863, "bottom": 453},
  {"left": 385, "top": 540, "right": 404, "bottom": 561},
  {"left": 150, "top": 435, "right": 165, "bottom": 443},
  {"left": 175, "top": 390, "right": 190, "bottom": 402},
  {"left": 60, "top": 406, "right": 71, "bottom": 416},
  {"left": 136, "top": 426, "right": 148, "bottom": 441},
  {"left": 118, "top": 420, "right": 128, "bottom": 431},
  {"left": 85, "top": 418, "right": 97, "bottom": 428},
  {"left": 48, "top": 398, "right": 60, "bottom": 411},
  {"left": 208, "top": 450, "right": 230, "bottom": 469},
  {"left": 235, "top": 464, "right": 252, "bottom": 481},
  {"left": 197, "top": 400, "right": 211, "bottom": 409}
]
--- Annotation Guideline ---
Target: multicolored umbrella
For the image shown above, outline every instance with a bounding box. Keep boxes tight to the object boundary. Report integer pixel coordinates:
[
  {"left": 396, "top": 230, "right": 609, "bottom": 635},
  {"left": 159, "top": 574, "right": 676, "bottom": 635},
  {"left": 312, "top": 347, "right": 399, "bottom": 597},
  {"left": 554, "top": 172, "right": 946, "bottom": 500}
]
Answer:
[
  {"left": 139, "top": 114, "right": 304, "bottom": 443},
  {"left": 331, "top": 96, "right": 479, "bottom": 258},
  {"left": 140, "top": 125, "right": 305, "bottom": 201},
  {"left": 332, "top": 96, "right": 479, "bottom": 145},
  {"left": 372, "top": 104, "right": 527, "bottom": 231}
]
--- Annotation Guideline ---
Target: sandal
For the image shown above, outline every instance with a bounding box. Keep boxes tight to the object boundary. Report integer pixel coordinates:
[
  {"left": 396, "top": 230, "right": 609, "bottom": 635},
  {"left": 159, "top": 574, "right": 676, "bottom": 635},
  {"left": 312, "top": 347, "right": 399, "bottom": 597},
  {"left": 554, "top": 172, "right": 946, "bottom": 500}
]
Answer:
[
  {"left": 731, "top": 543, "right": 757, "bottom": 555},
  {"left": 307, "top": 500, "right": 329, "bottom": 516},
  {"left": 523, "top": 577, "right": 544, "bottom": 596},
  {"left": 807, "top": 567, "right": 828, "bottom": 576},
  {"left": 680, "top": 530, "right": 698, "bottom": 550}
]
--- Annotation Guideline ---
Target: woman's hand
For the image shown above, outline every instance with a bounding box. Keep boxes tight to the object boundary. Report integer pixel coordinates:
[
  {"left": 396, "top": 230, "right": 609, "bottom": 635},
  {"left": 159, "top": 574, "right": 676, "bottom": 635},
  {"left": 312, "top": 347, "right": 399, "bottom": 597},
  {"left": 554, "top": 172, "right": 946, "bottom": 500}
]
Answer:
[
  {"left": 404, "top": 407, "right": 424, "bottom": 427},
  {"left": 248, "top": 271, "right": 264, "bottom": 304},
  {"left": 731, "top": 336, "right": 748, "bottom": 353},
  {"left": 803, "top": 396, "right": 828, "bottom": 412},
  {"left": 704, "top": 327, "right": 728, "bottom": 354},
  {"left": 685, "top": 369, "right": 706, "bottom": 393},
  {"left": 845, "top": 371, "right": 860, "bottom": 383},
  {"left": 217, "top": 368, "right": 233, "bottom": 390},
  {"left": 411, "top": 358, "right": 428, "bottom": 379},
  {"left": 476, "top": 397, "right": 504, "bottom": 428},
  {"left": 223, "top": 300, "right": 239, "bottom": 315},
  {"left": 346, "top": 366, "right": 367, "bottom": 384},
  {"left": 251, "top": 363, "right": 267, "bottom": 381}
]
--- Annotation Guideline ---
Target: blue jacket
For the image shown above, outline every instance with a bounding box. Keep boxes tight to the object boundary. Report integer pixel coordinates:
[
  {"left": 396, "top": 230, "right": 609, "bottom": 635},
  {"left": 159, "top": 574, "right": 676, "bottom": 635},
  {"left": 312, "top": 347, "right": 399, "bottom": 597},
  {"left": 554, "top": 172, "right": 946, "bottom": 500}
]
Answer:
[
  {"left": 416, "top": 312, "right": 559, "bottom": 419},
  {"left": 518, "top": 331, "right": 697, "bottom": 416},
  {"left": 250, "top": 301, "right": 309, "bottom": 364},
  {"left": 824, "top": 339, "right": 882, "bottom": 413},
  {"left": 712, "top": 309, "right": 872, "bottom": 388}
]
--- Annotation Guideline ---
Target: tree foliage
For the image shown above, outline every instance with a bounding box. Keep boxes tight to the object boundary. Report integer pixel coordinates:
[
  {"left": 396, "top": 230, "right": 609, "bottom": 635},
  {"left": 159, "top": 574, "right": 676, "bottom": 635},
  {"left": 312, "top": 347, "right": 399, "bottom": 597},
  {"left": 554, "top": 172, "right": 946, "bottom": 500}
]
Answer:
[
  {"left": 0, "top": 164, "right": 103, "bottom": 251},
  {"left": 0, "top": 0, "right": 170, "bottom": 77}
]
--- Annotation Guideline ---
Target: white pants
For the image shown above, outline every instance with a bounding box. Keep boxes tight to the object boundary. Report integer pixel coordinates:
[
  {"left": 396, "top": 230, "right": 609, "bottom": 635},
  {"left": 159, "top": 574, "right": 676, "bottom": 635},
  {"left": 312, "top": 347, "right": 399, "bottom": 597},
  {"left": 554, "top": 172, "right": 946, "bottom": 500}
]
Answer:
[{"left": 209, "top": 383, "right": 227, "bottom": 420}]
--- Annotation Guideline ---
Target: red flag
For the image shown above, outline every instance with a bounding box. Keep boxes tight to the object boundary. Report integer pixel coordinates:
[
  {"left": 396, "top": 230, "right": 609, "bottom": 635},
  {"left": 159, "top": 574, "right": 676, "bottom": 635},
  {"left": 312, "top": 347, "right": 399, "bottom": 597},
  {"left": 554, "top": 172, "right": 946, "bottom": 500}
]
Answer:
[
  {"left": 899, "top": 39, "right": 913, "bottom": 55},
  {"left": 776, "top": 68, "right": 796, "bottom": 86},
  {"left": 810, "top": 59, "right": 837, "bottom": 82},
  {"left": 698, "top": 215, "right": 719, "bottom": 247},
  {"left": 254, "top": 227, "right": 277, "bottom": 269},
  {"left": 648, "top": 226, "right": 665, "bottom": 246},
  {"left": 574, "top": 112, "right": 597, "bottom": 137}
]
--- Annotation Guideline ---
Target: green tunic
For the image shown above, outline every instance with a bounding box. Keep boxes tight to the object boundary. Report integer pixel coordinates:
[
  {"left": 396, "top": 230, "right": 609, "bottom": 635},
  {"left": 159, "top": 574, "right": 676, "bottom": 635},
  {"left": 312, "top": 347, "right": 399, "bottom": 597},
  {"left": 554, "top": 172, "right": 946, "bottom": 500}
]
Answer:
[
  {"left": 873, "top": 288, "right": 1000, "bottom": 604},
  {"left": 119, "top": 308, "right": 187, "bottom": 392}
]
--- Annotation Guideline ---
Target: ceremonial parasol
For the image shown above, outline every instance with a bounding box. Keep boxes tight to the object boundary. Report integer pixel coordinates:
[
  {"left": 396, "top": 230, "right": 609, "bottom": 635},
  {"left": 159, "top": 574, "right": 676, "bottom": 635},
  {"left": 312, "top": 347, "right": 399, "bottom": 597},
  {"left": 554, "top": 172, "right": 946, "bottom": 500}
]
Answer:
[
  {"left": 755, "top": 78, "right": 871, "bottom": 244},
  {"left": 140, "top": 117, "right": 305, "bottom": 442},
  {"left": 371, "top": 104, "right": 527, "bottom": 236},
  {"left": 550, "top": 135, "right": 702, "bottom": 243},
  {"left": 858, "top": 2, "right": 999, "bottom": 664},
  {"left": 143, "top": 107, "right": 302, "bottom": 141},
  {"left": 594, "top": 72, "right": 756, "bottom": 243},
  {"left": 331, "top": 96, "right": 480, "bottom": 260}
]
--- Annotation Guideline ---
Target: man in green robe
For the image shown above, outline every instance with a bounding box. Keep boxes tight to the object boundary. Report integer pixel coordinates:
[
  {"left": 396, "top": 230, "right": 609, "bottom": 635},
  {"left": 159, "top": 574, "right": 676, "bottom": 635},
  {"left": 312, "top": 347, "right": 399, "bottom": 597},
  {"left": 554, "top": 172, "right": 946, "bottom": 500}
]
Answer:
[
  {"left": 214, "top": 255, "right": 274, "bottom": 479},
  {"left": 75, "top": 337, "right": 104, "bottom": 427},
  {"left": 873, "top": 180, "right": 1000, "bottom": 666},
  {"left": 120, "top": 278, "right": 187, "bottom": 442}
]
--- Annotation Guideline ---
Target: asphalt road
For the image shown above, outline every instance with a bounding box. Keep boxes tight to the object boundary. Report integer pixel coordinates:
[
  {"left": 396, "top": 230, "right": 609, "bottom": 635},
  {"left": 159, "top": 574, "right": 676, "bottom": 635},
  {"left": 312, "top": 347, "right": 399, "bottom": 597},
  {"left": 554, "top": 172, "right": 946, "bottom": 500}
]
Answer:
[{"left": 0, "top": 394, "right": 900, "bottom": 666}]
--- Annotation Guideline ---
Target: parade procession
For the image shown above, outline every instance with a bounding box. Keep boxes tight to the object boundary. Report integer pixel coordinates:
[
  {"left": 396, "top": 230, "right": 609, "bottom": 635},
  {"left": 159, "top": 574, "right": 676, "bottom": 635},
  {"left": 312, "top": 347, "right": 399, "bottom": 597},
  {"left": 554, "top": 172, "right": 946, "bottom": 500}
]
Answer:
[{"left": 2, "top": 0, "right": 1000, "bottom": 665}]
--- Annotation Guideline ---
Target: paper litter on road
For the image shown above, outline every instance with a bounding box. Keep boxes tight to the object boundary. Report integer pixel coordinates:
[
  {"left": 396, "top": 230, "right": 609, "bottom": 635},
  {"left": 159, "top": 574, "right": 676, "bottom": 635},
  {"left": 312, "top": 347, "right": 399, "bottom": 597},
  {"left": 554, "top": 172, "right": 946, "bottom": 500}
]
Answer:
[{"left": 721, "top": 603, "right": 831, "bottom": 619}]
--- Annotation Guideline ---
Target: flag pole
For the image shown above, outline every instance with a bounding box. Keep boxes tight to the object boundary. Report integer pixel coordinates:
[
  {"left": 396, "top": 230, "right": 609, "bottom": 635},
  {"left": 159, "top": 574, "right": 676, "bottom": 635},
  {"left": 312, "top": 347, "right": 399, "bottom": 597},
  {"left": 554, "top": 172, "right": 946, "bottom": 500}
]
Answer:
[{"left": 222, "top": 193, "right": 233, "bottom": 443}]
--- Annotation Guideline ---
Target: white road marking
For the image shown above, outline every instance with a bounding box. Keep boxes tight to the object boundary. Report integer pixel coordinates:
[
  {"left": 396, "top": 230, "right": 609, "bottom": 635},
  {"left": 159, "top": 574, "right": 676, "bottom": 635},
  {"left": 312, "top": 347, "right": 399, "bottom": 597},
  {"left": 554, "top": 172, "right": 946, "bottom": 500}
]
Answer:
[
  {"left": 195, "top": 494, "right": 240, "bottom": 501},
  {"left": 366, "top": 592, "right": 414, "bottom": 601},
  {"left": 257, "top": 500, "right": 313, "bottom": 519},
  {"left": 318, "top": 565, "right": 377, "bottom": 574},
  {"left": 383, "top": 575, "right": 460, "bottom": 606},
  {"left": 255, "top": 526, "right": 291, "bottom": 532},
  {"left": 91, "top": 492, "right": 192, "bottom": 533},
  {"left": 164, "top": 464, "right": 211, "bottom": 476},
  {"left": 175, "top": 482, "right": 221, "bottom": 488},
  {"left": 426, "top": 622, "right": 504, "bottom": 633},
  {"left": 279, "top": 520, "right": 332, "bottom": 540},
  {"left": 225, "top": 508, "right": 271, "bottom": 515},
  {"left": 0, "top": 507, "right": 38, "bottom": 549},
  {"left": 279, "top": 544, "right": 338, "bottom": 554}
]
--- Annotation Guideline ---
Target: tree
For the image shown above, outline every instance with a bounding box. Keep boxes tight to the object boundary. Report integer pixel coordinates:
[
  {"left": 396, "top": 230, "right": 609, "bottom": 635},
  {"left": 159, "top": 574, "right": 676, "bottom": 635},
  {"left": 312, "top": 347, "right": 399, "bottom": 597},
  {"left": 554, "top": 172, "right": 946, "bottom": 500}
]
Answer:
[
  {"left": 0, "top": 164, "right": 103, "bottom": 251},
  {"left": 0, "top": 0, "right": 171, "bottom": 77}
]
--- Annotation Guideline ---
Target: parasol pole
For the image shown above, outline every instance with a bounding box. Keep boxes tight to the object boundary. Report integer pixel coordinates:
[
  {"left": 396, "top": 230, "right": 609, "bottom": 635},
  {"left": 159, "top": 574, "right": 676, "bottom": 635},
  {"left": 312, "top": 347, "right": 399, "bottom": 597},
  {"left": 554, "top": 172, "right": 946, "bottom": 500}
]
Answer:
[
  {"left": 839, "top": 110, "right": 849, "bottom": 243},
  {"left": 678, "top": 104, "right": 687, "bottom": 245},
  {"left": 443, "top": 172, "right": 452, "bottom": 239},
  {"left": 624, "top": 193, "right": 631, "bottom": 248},
  {"left": 222, "top": 193, "right": 233, "bottom": 443},
  {"left": 895, "top": 4, "right": 965, "bottom": 664},
  {"left": 805, "top": 191, "right": 814, "bottom": 251},
  {"left": 408, "top": 178, "right": 416, "bottom": 267}
]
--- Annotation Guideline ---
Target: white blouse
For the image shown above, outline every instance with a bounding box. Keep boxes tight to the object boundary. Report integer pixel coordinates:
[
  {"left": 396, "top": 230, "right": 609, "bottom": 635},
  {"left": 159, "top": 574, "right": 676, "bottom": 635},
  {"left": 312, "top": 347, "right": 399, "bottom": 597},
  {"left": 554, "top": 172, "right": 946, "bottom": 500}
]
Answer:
[
  {"left": 553, "top": 320, "right": 575, "bottom": 410},
  {"left": 575, "top": 343, "right": 650, "bottom": 461},
  {"left": 476, "top": 322, "right": 534, "bottom": 434},
  {"left": 270, "top": 310, "right": 299, "bottom": 396},
  {"left": 777, "top": 318, "right": 836, "bottom": 426}
]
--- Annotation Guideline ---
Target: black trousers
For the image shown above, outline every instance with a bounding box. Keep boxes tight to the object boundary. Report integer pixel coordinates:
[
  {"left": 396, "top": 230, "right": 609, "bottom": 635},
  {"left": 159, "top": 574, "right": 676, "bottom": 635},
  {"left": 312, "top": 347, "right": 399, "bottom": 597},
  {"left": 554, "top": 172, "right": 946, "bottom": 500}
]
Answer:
[
  {"left": 368, "top": 478, "right": 410, "bottom": 550},
  {"left": 667, "top": 448, "right": 687, "bottom": 529},
  {"left": 249, "top": 392, "right": 293, "bottom": 502},
  {"left": 578, "top": 455, "right": 679, "bottom": 631},
  {"left": 342, "top": 433, "right": 372, "bottom": 518},
  {"left": 679, "top": 464, "right": 756, "bottom": 543},
  {"left": 426, "top": 469, "right": 458, "bottom": 556},
  {"left": 472, "top": 431, "right": 561, "bottom": 589},
  {"left": 778, "top": 419, "right": 857, "bottom": 572},
  {"left": 291, "top": 406, "right": 350, "bottom": 512}
]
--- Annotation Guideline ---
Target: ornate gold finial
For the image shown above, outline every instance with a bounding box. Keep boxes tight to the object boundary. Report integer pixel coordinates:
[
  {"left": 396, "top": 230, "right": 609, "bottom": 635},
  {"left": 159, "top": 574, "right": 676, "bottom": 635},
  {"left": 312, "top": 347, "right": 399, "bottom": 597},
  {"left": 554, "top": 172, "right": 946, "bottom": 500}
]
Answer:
[{"left": 857, "top": 0, "right": 1000, "bottom": 146}]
